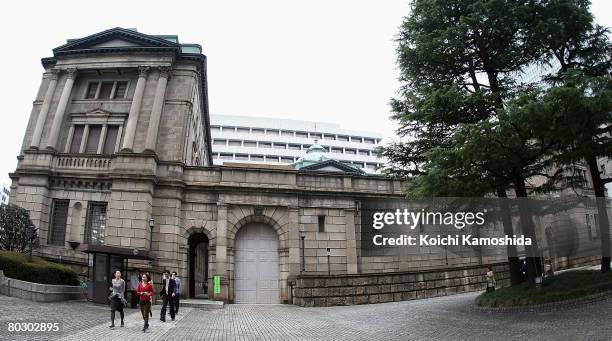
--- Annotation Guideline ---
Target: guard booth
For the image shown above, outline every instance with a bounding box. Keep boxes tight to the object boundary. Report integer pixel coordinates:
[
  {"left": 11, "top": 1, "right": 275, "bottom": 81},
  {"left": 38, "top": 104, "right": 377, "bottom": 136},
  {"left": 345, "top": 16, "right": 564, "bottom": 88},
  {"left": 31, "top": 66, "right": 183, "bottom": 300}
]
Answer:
[{"left": 78, "top": 244, "right": 155, "bottom": 304}]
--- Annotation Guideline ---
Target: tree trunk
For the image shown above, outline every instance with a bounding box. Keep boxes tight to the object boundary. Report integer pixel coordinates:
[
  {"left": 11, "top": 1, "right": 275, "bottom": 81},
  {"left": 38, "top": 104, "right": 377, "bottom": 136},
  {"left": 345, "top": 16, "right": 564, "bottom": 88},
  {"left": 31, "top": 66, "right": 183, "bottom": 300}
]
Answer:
[
  {"left": 586, "top": 155, "right": 611, "bottom": 272},
  {"left": 513, "top": 175, "right": 542, "bottom": 288},
  {"left": 497, "top": 186, "right": 523, "bottom": 285}
]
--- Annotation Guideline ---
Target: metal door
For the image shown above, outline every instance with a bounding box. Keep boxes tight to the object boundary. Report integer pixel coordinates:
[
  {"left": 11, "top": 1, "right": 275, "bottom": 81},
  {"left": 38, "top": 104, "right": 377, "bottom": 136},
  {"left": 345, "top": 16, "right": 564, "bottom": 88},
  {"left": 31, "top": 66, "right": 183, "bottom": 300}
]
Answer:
[{"left": 234, "top": 223, "right": 280, "bottom": 304}]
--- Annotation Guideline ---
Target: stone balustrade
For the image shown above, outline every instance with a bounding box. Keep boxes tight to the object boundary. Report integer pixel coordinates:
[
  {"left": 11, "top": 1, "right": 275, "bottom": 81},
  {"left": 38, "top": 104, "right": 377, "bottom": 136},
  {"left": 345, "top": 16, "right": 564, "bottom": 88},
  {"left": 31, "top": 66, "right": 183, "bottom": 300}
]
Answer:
[{"left": 55, "top": 155, "right": 112, "bottom": 171}]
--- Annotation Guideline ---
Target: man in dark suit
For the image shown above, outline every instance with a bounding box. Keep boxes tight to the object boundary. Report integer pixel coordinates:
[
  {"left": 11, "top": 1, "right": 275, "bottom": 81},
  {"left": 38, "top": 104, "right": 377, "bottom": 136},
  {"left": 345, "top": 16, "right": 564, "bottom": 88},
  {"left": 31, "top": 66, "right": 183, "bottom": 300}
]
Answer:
[{"left": 159, "top": 270, "right": 176, "bottom": 322}]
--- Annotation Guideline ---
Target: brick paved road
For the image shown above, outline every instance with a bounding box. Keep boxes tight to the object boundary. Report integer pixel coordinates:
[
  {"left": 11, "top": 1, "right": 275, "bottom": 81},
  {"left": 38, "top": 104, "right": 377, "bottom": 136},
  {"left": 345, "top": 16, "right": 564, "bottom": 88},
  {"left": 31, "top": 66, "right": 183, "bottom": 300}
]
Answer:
[{"left": 1, "top": 292, "right": 611, "bottom": 341}]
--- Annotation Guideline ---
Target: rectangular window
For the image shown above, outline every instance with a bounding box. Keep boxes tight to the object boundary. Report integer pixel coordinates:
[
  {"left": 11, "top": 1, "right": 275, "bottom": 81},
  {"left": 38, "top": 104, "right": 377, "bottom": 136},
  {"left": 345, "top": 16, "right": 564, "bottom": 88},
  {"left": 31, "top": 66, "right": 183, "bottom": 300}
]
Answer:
[
  {"left": 351, "top": 136, "right": 363, "bottom": 143},
  {"left": 358, "top": 150, "right": 370, "bottom": 156},
  {"left": 281, "top": 130, "right": 294, "bottom": 137},
  {"left": 345, "top": 149, "right": 357, "bottom": 155},
  {"left": 288, "top": 144, "right": 301, "bottom": 150},
  {"left": 266, "top": 155, "right": 279, "bottom": 162},
  {"left": 228, "top": 140, "right": 242, "bottom": 147},
  {"left": 98, "top": 82, "right": 114, "bottom": 99},
  {"left": 243, "top": 141, "right": 257, "bottom": 147},
  {"left": 280, "top": 157, "right": 294, "bottom": 163},
  {"left": 70, "top": 125, "right": 85, "bottom": 153},
  {"left": 364, "top": 138, "right": 375, "bottom": 144},
  {"left": 251, "top": 155, "right": 264, "bottom": 162},
  {"left": 85, "top": 202, "right": 107, "bottom": 245},
  {"left": 259, "top": 142, "right": 272, "bottom": 148},
  {"left": 85, "top": 125, "right": 102, "bottom": 153},
  {"left": 252, "top": 128, "right": 265, "bottom": 135},
  {"left": 113, "top": 81, "right": 128, "bottom": 98},
  {"left": 220, "top": 153, "right": 233, "bottom": 160},
  {"left": 102, "top": 126, "right": 119, "bottom": 155},
  {"left": 48, "top": 199, "right": 69, "bottom": 245},
  {"left": 235, "top": 154, "right": 249, "bottom": 161},
  {"left": 318, "top": 215, "right": 326, "bottom": 233},
  {"left": 323, "top": 134, "right": 336, "bottom": 140},
  {"left": 267, "top": 129, "right": 279, "bottom": 135},
  {"left": 273, "top": 143, "right": 286, "bottom": 149},
  {"left": 337, "top": 135, "right": 349, "bottom": 142},
  {"left": 213, "top": 139, "right": 226, "bottom": 145},
  {"left": 295, "top": 131, "right": 308, "bottom": 138},
  {"left": 311, "top": 133, "right": 322, "bottom": 139},
  {"left": 85, "top": 83, "right": 99, "bottom": 99},
  {"left": 236, "top": 127, "right": 249, "bottom": 134}
]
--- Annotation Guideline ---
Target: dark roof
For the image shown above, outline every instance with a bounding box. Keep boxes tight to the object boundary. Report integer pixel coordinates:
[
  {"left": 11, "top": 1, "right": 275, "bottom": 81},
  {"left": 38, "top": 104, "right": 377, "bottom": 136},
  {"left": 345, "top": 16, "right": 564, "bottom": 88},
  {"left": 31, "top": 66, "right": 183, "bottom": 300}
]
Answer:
[{"left": 78, "top": 243, "right": 156, "bottom": 260}]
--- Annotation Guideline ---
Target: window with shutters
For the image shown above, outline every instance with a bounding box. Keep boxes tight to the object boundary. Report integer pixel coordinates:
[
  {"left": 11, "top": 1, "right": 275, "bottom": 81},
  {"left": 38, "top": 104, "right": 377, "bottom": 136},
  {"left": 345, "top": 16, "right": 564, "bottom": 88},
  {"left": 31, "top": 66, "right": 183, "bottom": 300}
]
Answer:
[
  {"left": 83, "top": 80, "right": 130, "bottom": 100},
  {"left": 65, "top": 110, "right": 126, "bottom": 155},
  {"left": 49, "top": 199, "right": 69, "bottom": 245}
]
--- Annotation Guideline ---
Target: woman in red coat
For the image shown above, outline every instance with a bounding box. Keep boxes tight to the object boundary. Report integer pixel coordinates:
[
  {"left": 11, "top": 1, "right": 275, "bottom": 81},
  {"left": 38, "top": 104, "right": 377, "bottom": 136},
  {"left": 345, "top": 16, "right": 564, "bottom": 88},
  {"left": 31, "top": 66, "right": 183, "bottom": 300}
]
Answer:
[{"left": 136, "top": 273, "right": 155, "bottom": 332}]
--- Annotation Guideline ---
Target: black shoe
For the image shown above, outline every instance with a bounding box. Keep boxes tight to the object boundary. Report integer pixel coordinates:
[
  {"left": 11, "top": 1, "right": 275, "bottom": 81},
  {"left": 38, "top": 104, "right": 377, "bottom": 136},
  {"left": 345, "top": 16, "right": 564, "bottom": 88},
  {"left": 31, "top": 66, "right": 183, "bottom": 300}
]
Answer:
[
  {"left": 109, "top": 324, "right": 115, "bottom": 329},
  {"left": 160, "top": 319, "right": 166, "bottom": 322},
  {"left": 120, "top": 321, "right": 124, "bottom": 327},
  {"left": 171, "top": 318, "right": 175, "bottom": 321}
]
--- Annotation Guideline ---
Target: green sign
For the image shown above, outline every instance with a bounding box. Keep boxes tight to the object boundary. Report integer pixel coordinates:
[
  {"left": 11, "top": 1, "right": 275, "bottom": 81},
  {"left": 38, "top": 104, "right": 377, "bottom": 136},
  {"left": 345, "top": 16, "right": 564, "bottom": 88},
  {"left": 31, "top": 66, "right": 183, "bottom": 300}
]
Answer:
[{"left": 214, "top": 275, "right": 221, "bottom": 294}]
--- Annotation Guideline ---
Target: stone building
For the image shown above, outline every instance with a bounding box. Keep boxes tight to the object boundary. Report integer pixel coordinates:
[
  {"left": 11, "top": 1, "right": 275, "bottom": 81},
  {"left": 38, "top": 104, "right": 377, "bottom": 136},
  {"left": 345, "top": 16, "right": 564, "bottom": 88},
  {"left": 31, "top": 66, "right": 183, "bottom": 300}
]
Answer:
[{"left": 8, "top": 28, "right": 602, "bottom": 306}]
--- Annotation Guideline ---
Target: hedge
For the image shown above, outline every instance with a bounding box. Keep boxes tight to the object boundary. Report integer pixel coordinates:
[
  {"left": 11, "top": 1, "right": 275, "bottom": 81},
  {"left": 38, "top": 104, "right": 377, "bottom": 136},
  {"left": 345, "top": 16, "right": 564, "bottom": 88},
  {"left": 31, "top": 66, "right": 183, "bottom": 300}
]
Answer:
[{"left": 0, "top": 251, "right": 79, "bottom": 286}]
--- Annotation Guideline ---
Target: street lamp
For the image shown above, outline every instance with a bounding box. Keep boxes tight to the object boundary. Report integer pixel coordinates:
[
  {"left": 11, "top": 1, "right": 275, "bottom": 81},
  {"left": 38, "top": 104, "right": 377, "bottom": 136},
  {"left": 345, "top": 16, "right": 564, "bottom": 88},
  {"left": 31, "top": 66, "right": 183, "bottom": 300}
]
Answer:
[
  {"left": 148, "top": 217, "right": 155, "bottom": 251},
  {"left": 299, "top": 225, "right": 306, "bottom": 274}
]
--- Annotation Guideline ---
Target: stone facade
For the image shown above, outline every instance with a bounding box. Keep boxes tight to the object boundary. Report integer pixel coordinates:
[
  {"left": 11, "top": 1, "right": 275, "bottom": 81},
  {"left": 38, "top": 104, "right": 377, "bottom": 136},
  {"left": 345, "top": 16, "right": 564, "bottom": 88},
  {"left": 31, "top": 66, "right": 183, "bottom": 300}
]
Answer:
[{"left": 8, "top": 28, "right": 605, "bottom": 306}]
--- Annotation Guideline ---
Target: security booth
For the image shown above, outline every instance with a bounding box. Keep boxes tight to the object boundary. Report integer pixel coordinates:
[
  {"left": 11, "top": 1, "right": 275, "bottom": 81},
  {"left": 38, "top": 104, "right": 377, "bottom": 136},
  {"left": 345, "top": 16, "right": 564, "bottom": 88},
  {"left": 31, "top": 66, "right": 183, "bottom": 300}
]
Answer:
[{"left": 78, "top": 244, "right": 155, "bottom": 304}]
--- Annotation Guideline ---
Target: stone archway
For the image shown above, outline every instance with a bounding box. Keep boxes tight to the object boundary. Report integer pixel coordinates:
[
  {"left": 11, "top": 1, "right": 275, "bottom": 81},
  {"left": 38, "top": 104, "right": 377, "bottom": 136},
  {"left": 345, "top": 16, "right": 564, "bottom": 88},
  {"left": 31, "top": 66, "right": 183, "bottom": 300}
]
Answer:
[
  {"left": 234, "top": 222, "right": 280, "bottom": 303},
  {"left": 227, "top": 212, "right": 289, "bottom": 303},
  {"left": 188, "top": 233, "right": 209, "bottom": 298}
]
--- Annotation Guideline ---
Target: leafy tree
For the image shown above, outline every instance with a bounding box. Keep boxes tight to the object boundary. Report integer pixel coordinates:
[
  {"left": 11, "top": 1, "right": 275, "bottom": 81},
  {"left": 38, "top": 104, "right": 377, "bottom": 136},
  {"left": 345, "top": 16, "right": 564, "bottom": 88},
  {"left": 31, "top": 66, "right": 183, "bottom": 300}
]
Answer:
[
  {"left": 0, "top": 204, "right": 37, "bottom": 253},
  {"left": 384, "top": 0, "right": 599, "bottom": 286}
]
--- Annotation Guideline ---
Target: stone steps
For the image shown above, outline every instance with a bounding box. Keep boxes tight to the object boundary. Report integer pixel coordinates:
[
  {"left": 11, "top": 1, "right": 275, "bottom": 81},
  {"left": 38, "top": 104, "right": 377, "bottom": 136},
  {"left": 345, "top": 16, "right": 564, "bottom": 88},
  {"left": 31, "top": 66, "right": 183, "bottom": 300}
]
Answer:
[{"left": 179, "top": 299, "right": 225, "bottom": 309}]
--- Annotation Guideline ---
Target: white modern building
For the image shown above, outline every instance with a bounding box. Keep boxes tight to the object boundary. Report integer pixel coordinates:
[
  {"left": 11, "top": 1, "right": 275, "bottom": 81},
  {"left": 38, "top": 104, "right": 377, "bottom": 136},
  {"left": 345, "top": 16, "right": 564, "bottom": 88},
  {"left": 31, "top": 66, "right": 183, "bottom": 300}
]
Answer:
[{"left": 210, "top": 114, "right": 386, "bottom": 173}]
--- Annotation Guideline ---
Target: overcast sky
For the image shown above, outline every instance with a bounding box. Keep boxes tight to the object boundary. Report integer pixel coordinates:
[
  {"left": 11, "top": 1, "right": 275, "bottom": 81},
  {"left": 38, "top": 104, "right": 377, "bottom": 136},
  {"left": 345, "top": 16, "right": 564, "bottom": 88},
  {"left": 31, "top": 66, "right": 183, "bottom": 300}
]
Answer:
[{"left": 0, "top": 0, "right": 611, "bottom": 186}]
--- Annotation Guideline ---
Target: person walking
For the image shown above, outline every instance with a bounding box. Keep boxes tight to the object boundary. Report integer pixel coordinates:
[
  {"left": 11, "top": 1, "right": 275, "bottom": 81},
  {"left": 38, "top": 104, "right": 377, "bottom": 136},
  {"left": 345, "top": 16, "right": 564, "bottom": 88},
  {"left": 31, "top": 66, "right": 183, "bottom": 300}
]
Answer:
[
  {"left": 108, "top": 270, "right": 127, "bottom": 328},
  {"left": 172, "top": 271, "right": 181, "bottom": 315},
  {"left": 486, "top": 266, "right": 496, "bottom": 293},
  {"left": 159, "top": 270, "right": 176, "bottom": 322},
  {"left": 136, "top": 273, "right": 155, "bottom": 332}
]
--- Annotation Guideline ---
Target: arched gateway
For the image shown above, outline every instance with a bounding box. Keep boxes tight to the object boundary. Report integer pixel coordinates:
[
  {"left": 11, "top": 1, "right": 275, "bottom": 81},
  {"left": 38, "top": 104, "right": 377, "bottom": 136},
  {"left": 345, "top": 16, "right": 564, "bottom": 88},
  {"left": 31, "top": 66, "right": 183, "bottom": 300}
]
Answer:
[{"left": 234, "top": 223, "right": 280, "bottom": 303}]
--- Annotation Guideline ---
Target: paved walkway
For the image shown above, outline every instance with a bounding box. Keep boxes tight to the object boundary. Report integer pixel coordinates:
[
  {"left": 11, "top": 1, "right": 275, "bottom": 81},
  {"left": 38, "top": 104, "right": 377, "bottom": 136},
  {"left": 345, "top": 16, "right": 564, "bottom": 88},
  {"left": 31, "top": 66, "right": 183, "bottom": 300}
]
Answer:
[{"left": 1, "top": 292, "right": 611, "bottom": 341}]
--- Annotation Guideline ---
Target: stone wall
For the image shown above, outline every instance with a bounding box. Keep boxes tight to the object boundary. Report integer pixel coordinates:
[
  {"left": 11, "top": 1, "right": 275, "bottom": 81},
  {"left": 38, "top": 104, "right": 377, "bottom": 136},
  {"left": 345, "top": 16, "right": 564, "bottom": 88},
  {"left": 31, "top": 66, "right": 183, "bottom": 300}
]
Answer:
[
  {"left": 0, "top": 270, "right": 82, "bottom": 302},
  {"left": 293, "top": 263, "right": 510, "bottom": 307}
]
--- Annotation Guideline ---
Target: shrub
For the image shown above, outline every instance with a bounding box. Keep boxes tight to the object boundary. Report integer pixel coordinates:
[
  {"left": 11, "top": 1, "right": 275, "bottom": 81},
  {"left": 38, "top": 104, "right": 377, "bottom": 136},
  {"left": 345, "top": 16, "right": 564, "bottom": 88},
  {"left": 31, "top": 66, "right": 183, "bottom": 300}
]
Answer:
[
  {"left": 0, "top": 251, "right": 79, "bottom": 286},
  {"left": 476, "top": 270, "right": 612, "bottom": 307}
]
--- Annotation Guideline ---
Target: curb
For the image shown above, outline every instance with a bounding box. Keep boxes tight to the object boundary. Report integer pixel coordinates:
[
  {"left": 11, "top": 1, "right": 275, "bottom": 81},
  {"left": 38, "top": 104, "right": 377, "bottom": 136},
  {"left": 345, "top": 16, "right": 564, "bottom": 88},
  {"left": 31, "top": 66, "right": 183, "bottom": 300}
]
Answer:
[{"left": 472, "top": 290, "right": 612, "bottom": 313}]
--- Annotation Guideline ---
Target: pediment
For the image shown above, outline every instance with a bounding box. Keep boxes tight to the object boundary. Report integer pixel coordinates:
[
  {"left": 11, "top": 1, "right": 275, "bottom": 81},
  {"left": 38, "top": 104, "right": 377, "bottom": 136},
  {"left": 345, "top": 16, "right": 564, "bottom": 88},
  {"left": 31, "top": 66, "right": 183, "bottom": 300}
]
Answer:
[
  {"left": 53, "top": 27, "right": 180, "bottom": 55},
  {"left": 299, "top": 159, "right": 365, "bottom": 175}
]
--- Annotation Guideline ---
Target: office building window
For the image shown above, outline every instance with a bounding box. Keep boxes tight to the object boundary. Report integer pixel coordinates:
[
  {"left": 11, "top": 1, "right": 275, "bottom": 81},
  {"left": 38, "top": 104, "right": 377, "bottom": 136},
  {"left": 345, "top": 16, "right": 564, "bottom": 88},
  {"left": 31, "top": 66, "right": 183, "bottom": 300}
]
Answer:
[{"left": 48, "top": 199, "right": 69, "bottom": 245}]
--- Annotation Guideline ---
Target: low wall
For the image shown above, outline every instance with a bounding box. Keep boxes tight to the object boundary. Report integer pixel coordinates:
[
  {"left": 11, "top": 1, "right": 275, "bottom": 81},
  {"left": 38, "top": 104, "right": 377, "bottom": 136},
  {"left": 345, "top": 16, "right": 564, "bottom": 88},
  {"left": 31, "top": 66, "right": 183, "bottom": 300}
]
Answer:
[
  {"left": 293, "top": 263, "right": 510, "bottom": 307},
  {"left": 0, "top": 270, "right": 82, "bottom": 302}
]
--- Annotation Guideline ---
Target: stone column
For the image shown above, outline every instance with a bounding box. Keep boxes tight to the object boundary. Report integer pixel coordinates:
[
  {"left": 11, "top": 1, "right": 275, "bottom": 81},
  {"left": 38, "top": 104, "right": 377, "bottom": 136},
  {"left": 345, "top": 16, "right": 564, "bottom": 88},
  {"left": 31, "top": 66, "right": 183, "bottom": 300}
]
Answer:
[
  {"left": 97, "top": 124, "right": 108, "bottom": 154},
  {"left": 214, "top": 203, "right": 229, "bottom": 301},
  {"left": 344, "top": 209, "right": 359, "bottom": 274},
  {"left": 121, "top": 66, "right": 149, "bottom": 152},
  {"left": 46, "top": 68, "right": 77, "bottom": 151},
  {"left": 63, "top": 125, "right": 75, "bottom": 153},
  {"left": 30, "top": 69, "right": 59, "bottom": 149},
  {"left": 144, "top": 67, "right": 170, "bottom": 152},
  {"left": 287, "top": 207, "right": 301, "bottom": 277}
]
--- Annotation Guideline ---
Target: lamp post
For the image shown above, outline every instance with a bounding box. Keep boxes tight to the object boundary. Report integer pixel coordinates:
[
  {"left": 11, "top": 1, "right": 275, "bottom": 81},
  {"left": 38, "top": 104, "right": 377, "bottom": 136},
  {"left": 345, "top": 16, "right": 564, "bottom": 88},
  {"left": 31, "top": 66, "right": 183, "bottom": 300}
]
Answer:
[
  {"left": 148, "top": 217, "right": 155, "bottom": 251},
  {"left": 299, "top": 226, "right": 305, "bottom": 274},
  {"left": 326, "top": 247, "right": 331, "bottom": 275}
]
